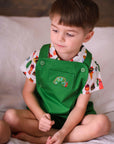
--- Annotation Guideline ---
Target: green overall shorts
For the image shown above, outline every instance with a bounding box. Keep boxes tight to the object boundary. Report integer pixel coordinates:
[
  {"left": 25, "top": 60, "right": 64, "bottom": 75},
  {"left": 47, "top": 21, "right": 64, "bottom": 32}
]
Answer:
[{"left": 35, "top": 44, "right": 96, "bottom": 129}]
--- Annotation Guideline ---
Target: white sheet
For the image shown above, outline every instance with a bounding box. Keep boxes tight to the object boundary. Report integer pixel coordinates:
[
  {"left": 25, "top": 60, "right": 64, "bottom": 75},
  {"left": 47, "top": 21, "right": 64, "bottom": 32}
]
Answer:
[
  {"left": 6, "top": 131, "right": 114, "bottom": 144},
  {"left": 0, "top": 16, "right": 114, "bottom": 144}
]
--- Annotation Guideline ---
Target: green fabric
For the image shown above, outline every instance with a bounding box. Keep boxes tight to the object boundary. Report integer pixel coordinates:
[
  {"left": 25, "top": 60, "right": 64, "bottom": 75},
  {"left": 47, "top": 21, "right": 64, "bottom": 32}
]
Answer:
[
  {"left": 35, "top": 44, "right": 95, "bottom": 122},
  {"left": 51, "top": 101, "right": 96, "bottom": 129}
]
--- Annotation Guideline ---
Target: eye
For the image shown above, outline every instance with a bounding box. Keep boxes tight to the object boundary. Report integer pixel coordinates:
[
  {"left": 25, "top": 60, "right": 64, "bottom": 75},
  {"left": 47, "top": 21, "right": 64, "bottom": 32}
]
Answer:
[
  {"left": 52, "top": 29, "right": 58, "bottom": 33},
  {"left": 66, "top": 33, "right": 74, "bottom": 37}
]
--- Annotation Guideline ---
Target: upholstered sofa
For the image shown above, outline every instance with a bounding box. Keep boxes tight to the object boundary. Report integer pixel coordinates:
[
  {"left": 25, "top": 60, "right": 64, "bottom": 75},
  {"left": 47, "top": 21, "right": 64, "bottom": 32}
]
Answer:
[{"left": 0, "top": 16, "right": 114, "bottom": 144}]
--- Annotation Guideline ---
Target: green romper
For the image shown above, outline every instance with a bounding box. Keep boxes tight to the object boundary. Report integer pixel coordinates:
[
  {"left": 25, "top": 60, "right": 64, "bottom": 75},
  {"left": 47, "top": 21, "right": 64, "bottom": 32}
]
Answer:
[{"left": 35, "top": 44, "right": 96, "bottom": 129}]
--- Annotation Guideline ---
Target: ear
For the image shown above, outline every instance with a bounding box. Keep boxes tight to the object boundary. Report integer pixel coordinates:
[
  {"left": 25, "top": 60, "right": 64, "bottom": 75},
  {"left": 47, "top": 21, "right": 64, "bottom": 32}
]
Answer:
[{"left": 83, "top": 31, "right": 94, "bottom": 43}]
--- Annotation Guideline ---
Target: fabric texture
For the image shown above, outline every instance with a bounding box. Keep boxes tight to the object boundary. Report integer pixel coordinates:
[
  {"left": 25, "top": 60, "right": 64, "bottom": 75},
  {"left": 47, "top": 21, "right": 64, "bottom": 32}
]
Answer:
[
  {"left": 35, "top": 44, "right": 94, "bottom": 116},
  {"left": 20, "top": 44, "right": 103, "bottom": 94}
]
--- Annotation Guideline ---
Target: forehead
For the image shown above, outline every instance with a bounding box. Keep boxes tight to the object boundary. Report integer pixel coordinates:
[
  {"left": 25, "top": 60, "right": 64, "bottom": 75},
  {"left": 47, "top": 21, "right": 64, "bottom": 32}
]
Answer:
[
  {"left": 51, "top": 14, "right": 61, "bottom": 23},
  {"left": 51, "top": 15, "right": 84, "bottom": 32}
]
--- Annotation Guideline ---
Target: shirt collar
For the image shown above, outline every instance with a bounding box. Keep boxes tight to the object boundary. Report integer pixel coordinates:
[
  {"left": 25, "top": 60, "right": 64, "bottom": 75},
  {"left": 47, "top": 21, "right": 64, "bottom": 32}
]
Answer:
[{"left": 49, "top": 43, "right": 87, "bottom": 63}]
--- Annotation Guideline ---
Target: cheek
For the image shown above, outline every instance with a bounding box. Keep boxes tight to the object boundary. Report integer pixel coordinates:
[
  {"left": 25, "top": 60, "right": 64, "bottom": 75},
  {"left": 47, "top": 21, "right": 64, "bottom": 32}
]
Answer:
[
  {"left": 71, "top": 37, "right": 83, "bottom": 45},
  {"left": 50, "top": 32, "right": 55, "bottom": 42},
  {"left": 68, "top": 39, "right": 78, "bottom": 46},
  {"left": 51, "top": 35, "right": 58, "bottom": 45}
]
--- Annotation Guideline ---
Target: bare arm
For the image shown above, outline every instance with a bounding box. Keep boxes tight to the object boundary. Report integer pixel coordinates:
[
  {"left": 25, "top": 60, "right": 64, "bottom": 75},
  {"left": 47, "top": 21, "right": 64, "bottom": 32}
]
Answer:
[
  {"left": 22, "top": 78, "right": 45, "bottom": 120},
  {"left": 49, "top": 93, "right": 91, "bottom": 143},
  {"left": 61, "top": 93, "right": 91, "bottom": 135},
  {"left": 23, "top": 78, "right": 54, "bottom": 132}
]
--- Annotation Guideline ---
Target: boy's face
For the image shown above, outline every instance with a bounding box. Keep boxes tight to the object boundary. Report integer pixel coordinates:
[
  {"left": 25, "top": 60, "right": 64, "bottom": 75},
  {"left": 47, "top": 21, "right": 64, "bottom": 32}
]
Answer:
[{"left": 50, "top": 14, "right": 93, "bottom": 60}]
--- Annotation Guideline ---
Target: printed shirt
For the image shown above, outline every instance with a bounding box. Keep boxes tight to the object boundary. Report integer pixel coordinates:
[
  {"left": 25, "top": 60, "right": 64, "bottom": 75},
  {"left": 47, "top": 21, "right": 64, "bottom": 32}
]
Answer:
[{"left": 20, "top": 44, "right": 103, "bottom": 94}]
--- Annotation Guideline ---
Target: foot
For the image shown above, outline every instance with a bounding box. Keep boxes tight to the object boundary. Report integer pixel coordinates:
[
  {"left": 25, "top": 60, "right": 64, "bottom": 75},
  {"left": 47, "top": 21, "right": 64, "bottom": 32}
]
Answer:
[{"left": 12, "top": 132, "right": 48, "bottom": 144}]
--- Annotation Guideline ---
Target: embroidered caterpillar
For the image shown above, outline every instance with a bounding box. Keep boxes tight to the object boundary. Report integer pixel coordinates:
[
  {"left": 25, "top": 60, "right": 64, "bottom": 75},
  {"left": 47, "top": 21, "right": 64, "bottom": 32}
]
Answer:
[{"left": 53, "top": 76, "right": 68, "bottom": 87}]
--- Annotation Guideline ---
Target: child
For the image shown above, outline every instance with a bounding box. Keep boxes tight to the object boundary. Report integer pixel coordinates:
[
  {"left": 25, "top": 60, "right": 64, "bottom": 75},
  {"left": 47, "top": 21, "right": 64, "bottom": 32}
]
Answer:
[
  {"left": 4, "top": 0, "right": 111, "bottom": 143},
  {"left": 0, "top": 120, "right": 11, "bottom": 143}
]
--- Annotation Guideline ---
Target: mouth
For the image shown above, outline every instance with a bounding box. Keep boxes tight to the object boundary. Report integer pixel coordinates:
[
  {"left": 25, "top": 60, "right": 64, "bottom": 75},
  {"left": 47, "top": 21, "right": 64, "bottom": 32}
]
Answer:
[{"left": 55, "top": 43, "right": 65, "bottom": 48}]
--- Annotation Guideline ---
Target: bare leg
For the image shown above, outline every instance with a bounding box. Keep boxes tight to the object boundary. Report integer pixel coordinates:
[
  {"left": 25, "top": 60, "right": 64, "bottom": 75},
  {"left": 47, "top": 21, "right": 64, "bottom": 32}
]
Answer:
[
  {"left": 64, "top": 114, "right": 111, "bottom": 142},
  {"left": 12, "top": 132, "right": 49, "bottom": 144},
  {"left": 4, "top": 109, "right": 111, "bottom": 143},
  {"left": 3, "top": 109, "right": 57, "bottom": 143},
  {"left": 4, "top": 109, "right": 40, "bottom": 135},
  {"left": 9, "top": 114, "right": 111, "bottom": 143},
  {"left": 0, "top": 120, "right": 11, "bottom": 144}
]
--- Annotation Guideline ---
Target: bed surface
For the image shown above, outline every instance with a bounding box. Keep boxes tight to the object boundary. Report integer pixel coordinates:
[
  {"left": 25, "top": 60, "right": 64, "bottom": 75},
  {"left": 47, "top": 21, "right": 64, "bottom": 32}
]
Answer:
[{"left": 0, "top": 16, "right": 114, "bottom": 144}]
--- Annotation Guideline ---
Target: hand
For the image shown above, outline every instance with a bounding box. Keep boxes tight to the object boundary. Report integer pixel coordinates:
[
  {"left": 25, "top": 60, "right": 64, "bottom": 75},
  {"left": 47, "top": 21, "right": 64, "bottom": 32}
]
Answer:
[
  {"left": 39, "top": 113, "right": 55, "bottom": 132},
  {"left": 46, "top": 130, "right": 65, "bottom": 144}
]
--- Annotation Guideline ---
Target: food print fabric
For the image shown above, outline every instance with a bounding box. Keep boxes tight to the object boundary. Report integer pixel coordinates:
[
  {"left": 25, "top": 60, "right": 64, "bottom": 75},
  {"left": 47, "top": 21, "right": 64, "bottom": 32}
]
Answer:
[{"left": 20, "top": 43, "right": 103, "bottom": 94}]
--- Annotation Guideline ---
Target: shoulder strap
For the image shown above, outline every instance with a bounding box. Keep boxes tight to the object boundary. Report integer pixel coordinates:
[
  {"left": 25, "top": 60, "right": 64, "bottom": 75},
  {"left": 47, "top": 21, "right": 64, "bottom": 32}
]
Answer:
[
  {"left": 39, "top": 44, "right": 92, "bottom": 68},
  {"left": 84, "top": 49, "right": 92, "bottom": 68},
  {"left": 39, "top": 44, "right": 50, "bottom": 58}
]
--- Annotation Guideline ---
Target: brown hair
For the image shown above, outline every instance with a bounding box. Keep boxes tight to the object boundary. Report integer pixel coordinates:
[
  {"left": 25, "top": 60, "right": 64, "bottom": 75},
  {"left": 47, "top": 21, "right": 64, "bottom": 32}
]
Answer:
[{"left": 49, "top": 0, "right": 99, "bottom": 30}]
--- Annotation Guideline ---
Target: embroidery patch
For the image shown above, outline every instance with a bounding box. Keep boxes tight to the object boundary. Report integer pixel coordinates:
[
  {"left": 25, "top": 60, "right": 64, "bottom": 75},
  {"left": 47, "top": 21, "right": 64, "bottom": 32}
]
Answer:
[{"left": 53, "top": 76, "right": 68, "bottom": 87}]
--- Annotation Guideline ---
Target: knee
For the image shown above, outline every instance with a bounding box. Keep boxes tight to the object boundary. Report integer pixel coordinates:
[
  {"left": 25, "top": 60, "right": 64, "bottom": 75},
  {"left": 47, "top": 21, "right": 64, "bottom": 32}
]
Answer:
[
  {"left": 3, "top": 109, "right": 20, "bottom": 127},
  {"left": 95, "top": 114, "right": 111, "bottom": 135}
]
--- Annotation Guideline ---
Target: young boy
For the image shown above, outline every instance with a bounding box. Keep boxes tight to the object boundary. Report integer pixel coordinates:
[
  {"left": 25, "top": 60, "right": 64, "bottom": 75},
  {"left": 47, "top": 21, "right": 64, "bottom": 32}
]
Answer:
[
  {"left": 0, "top": 120, "right": 11, "bottom": 143},
  {"left": 4, "top": 0, "right": 111, "bottom": 143}
]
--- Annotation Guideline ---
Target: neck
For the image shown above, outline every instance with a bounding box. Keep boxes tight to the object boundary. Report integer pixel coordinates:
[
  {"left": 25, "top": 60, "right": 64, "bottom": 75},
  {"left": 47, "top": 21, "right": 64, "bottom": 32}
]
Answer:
[{"left": 56, "top": 51, "right": 78, "bottom": 61}]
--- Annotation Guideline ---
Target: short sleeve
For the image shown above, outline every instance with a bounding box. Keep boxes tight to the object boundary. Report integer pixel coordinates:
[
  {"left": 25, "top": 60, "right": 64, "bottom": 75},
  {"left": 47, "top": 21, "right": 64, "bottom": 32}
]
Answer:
[
  {"left": 20, "top": 50, "right": 39, "bottom": 83},
  {"left": 82, "top": 58, "right": 104, "bottom": 94}
]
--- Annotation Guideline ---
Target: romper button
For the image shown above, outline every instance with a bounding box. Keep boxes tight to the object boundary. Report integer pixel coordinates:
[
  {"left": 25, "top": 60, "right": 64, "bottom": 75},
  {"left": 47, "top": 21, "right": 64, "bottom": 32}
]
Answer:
[
  {"left": 40, "top": 60, "right": 45, "bottom": 66},
  {"left": 81, "top": 67, "right": 85, "bottom": 72}
]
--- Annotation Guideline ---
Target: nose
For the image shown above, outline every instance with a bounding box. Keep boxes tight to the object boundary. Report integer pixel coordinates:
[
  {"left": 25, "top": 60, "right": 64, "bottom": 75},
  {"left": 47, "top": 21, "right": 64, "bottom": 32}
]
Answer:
[{"left": 58, "top": 33, "right": 65, "bottom": 42}]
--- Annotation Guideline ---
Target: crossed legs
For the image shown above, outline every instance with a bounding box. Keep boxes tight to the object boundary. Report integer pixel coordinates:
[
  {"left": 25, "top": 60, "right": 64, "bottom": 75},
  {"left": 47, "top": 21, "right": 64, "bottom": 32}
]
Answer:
[
  {"left": 3, "top": 109, "right": 111, "bottom": 143},
  {"left": 3, "top": 109, "right": 57, "bottom": 143}
]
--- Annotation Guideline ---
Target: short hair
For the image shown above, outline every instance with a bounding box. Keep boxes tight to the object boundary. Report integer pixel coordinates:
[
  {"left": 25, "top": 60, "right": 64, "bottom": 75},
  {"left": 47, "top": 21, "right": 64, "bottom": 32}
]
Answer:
[{"left": 49, "top": 0, "right": 99, "bottom": 30}]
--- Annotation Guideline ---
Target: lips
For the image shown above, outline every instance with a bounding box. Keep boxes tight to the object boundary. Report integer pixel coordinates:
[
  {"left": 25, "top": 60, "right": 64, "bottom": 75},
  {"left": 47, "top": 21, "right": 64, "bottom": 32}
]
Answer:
[{"left": 56, "top": 43, "right": 65, "bottom": 48}]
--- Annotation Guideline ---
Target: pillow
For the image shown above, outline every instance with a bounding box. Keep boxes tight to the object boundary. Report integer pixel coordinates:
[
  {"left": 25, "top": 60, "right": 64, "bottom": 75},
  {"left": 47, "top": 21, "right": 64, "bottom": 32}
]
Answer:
[{"left": 85, "top": 27, "right": 114, "bottom": 114}]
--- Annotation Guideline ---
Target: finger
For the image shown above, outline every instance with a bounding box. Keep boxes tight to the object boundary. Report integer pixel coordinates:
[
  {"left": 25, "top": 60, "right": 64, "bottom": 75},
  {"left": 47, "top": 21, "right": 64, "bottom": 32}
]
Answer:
[
  {"left": 39, "top": 125, "right": 51, "bottom": 132},
  {"left": 40, "top": 118, "right": 52, "bottom": 127},
  {"left": 40, "top": 120, "right": 53, "bottom": 129},
  {"left": 45, "top": 113, "right": 51, "bottom": 120},
  {"left": 39, "top": 120, "right": 52, "bottom": 131},
  {"left": 49, "top": 136, "right": 56, "bottom": 144},
  {"left": 46, "top": 136, "right": 51, "bottom": 144},
  {"left": 39, "top": 121, "right": 53, "bottom": 131},
  {"left": 45, "top": 114, "right": 55, "bottom": 126},
  {"left": 51, "top": 120, "right": 55, "bottom": 126},
  {"left": 40, "top": 120, "right": 51, "bottom": 127}
]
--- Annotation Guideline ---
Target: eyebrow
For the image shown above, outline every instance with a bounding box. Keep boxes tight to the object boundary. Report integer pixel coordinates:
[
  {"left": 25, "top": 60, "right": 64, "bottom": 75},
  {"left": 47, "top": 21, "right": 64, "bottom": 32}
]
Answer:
[
  {"left": 51, "top": 23, "right": 78, "bottom": 33},
  {"left": 51, "top": 23, "right": 58, "bottom": 28}
]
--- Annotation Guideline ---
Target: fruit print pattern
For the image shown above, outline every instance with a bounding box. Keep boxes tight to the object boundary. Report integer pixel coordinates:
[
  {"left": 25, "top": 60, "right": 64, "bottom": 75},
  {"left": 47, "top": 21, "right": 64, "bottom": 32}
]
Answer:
[
  {"left": 89, "top": 66, "right": 94, "bottom": 79},
  {"left": 84, "top": 58, "right": 103, "bottom": 94},
  {"left": 97, "top": 78, "right": 104, "bottom": 89},
  {"left": 20, "top": 43, "right": 103, "bottom": 94},
  {"left": 20, "top": 50, "right": 38, "bottom": 83}
]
